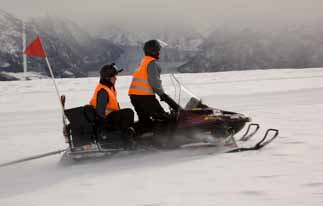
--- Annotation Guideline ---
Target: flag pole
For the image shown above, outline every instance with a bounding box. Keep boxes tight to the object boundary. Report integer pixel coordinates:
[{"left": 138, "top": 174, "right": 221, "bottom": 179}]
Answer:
[
  {"left": 24, "top": 35, "right": 65, "bottom": 114},
  {"left": 22, "top": 21, "right": 27, "bottom": 73},
  {"left": 44, "top": 57, "right": 65, "bottom": 113}
]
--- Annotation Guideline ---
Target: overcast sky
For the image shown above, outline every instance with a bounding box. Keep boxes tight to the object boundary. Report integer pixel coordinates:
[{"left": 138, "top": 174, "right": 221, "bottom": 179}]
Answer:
[{"left": 2, "top": 0, "right": 323, "bottom": 31}]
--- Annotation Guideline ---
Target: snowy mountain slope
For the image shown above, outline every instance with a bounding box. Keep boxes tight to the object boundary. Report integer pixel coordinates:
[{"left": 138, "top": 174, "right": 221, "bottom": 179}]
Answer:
[
  {"left": 179, "top": 25, "right": 323, "bottom": 72},
  {"left": 0, "top": 10, "right": 23, "bottom": 70},
  {"left": 0, "top": 10, "right": 22, "bottom": 53},
  {"left": 30, "top": 15, "right": 93, "bottom": 52},
  {"left": 0, "top": 10, "right": 84, "bottom": 75},
  {"left": 96, "top": 25, "right": 204, "bottom": 50},
  {"left": 29, "top": 16, "right": 124, "bottom": 75},
  {"left": 96, "top": 26, "right": 146, "bottom": 46},
  {"left": 0, "top": 68, "right": 323, "bottom": 205},
  {"left": 0, "top": 10, "right": 124, "bottom": 76},
  {"left": 95, "top": 25, "right": 201, "bottom": 72}
]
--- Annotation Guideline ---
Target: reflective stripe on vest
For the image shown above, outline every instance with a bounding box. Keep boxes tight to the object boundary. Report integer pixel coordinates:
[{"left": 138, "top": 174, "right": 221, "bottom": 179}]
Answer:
[
  {"left": 128, "top": 56, "right": 156, "bottom": 95},
  {"left": 89, "top": 83, "right": 120, "bottom": 116}
]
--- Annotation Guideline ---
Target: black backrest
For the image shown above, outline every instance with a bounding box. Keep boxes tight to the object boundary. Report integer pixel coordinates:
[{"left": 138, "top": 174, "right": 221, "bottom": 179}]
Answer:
[{"left": 64, "top": 105, "right": 97, "bottom": 147}]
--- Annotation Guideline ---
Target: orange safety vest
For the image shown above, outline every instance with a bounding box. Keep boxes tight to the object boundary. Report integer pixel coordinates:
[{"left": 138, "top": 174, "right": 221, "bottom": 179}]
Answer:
[
  {"left": 128, "top": 56, "right": 156, "bottom": 95},
  {"left": 90, "top": 83, "right": 120, "bottom": 117}
]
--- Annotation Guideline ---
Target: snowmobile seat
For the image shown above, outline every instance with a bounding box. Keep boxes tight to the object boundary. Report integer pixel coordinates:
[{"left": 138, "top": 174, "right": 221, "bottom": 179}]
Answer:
[
  {"left": 64, "top": 105, "right": 97, "bottom": 147},
  {"left": 64, "top": 105, "right": 128, "bottom": 149}
]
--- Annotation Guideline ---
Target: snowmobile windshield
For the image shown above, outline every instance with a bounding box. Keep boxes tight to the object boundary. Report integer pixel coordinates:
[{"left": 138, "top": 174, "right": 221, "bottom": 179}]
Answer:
[{"left": 169, "top": 74, "right": 202, "bottom": 110}]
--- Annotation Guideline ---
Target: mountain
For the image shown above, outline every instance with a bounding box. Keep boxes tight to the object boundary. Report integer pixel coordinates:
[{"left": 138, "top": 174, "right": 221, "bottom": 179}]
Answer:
[
  {"left": 95, "top": 25, "right": 203, "bottom": 72},
  {"left": 28, "top": 16, "right": 124, "bottom": 77},
  {"left": 0, "top": 10, "right": 198, "bottom": 79},
  {"left": 6, "top": 10, "right": 323, "bottom": 77},
  {"left": 0, "top": 11, "right": 124, "bottom": 78},
  {"left": 178, "top": 25, "right": 323, "bottom": 73},
  {"left": 96, "top": 25, "right": 204, "bottom": 50},
  {"left": 0, "top": 9, "right": 24, "bottom": 71}
]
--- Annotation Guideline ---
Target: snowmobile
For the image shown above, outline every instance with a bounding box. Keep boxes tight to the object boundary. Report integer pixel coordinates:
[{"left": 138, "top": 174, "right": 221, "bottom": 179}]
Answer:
[{"left": 62, "top": 74, "right": 279, "bottom": 159}]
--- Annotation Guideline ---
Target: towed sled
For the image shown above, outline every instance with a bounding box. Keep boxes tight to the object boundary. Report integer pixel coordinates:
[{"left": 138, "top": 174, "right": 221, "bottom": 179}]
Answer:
[{"left": 62, "top": 74, "right": 279, "bottom": 160}]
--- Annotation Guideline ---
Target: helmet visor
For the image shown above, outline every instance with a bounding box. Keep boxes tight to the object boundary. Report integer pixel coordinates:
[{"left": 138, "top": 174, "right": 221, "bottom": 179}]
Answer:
[{"left": 156, "top": 39, "right": 168, "bottom": 48}]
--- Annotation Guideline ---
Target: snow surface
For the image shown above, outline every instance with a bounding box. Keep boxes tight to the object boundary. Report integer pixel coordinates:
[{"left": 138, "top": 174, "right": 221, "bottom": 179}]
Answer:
[
  {"left": 0, "top": 68, "right": 323, "bottom": 206},
  {"left": 0, "top": 71, "right": 48, "bottom": 80}
]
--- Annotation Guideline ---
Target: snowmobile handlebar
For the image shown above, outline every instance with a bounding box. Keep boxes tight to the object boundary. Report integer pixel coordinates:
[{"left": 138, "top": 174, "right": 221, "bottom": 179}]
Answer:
[{"left": 160, "top": 93, "right": 182, "bottom": 111}]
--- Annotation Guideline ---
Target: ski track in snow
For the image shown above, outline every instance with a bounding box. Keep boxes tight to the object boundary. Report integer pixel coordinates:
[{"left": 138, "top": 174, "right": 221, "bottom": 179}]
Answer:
[{"left": 0, "top": 68, "right": 323, "bottom": 206}]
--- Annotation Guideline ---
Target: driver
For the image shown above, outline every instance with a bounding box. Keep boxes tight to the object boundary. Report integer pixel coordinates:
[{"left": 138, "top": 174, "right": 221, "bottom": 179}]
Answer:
[{"left": 128, "top": 39, "right": 178, "bottom": 134}]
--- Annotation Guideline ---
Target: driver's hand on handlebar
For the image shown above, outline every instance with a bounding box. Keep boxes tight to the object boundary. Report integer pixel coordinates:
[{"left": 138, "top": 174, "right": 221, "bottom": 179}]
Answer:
[
  {"left": 159, "top": 93, "right": 181, "bottom": 111},
  {"left": 160, "top": 93, "right": 170, "bottom": 102}
]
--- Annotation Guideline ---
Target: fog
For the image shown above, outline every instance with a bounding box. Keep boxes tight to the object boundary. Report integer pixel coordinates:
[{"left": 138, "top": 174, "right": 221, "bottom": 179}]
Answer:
[{"left": 2, "top": 0, "right": 323, "bottom": 32}]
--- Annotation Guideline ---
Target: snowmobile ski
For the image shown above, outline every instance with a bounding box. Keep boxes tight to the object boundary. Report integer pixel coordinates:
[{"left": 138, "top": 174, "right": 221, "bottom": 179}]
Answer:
[
  {"left": 227, "top": 128, "right": 279, "bottom": 153},
  {"left": 239, "top": 123, "right": 260, "bottom": 141}
]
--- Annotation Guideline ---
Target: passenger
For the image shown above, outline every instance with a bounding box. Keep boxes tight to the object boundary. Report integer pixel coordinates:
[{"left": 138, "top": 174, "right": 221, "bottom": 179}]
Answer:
[
  {"left": 128, "top": 40, "right": 179, "bottom": 134},
  {"left": 90, "top": 63, "right": 135, "bottom": 138}
]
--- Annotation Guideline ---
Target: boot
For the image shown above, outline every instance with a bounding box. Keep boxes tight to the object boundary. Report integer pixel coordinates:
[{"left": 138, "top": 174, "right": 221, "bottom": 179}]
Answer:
[{"left": 123, "top": 127, "right": 137, "bottom": 149}]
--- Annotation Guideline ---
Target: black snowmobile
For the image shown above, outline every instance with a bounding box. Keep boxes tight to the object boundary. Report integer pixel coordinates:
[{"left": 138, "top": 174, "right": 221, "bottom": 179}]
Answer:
[{"left": 62, "top": 74, "right": 279, "bottom": 159}]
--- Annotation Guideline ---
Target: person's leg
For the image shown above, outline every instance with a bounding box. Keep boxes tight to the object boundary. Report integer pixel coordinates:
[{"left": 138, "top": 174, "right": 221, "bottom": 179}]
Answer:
[
  {"left": 148, "top": 96, "right": 171, "bottom": 122},
  {"left": 118, "top": 108, "right": 134, "bottom": 130},
  {"left": 130, "top": 96, "right": 152, "bottom": 121},
  {"left": 146, "top": 96, "right": 177, "bottom": 137},
  {"left": 149, "top": 96, "right": 166, "bottom": 115},
  {"left": 131, "top": 95, "right": 165, "bottom": 118},
  {"left": 104, "top": 109, "right": 135, "bottom": 148},
  {"left": 130, "top": 95, "right": 154, "bottom": 134},
  {"left": 106, "top": 109, "right": 134, "bottom": 130}
]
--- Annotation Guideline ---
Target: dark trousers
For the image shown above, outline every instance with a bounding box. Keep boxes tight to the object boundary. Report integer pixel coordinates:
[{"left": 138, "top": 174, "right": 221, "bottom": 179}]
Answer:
[
  {"left": 130, "top": 95, "right": 166, "bottom": 134},
  {"left": 105, "top": 108, "right": 134, "bottom": 131}
]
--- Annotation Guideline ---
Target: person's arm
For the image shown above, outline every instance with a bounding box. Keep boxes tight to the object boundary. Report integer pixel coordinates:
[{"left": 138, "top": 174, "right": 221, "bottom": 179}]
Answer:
[
  {"left": 147, "top": 61, "right": 165, "bottom": 96},
  {"left": 148, "top": 61, "right": 180, "bottom": 111},
  {"left": 96, "top": 89, "right": 109, "bottom": 121}
]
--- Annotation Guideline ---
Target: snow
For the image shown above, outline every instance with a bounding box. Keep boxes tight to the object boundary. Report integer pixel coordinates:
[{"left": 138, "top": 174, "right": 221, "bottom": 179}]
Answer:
[
  {"left": 0, "top": 62, "right": 10, "bottom": 68},
  {"left": 0, "top": 71, "right": 47, "bottom": 80},
  {"left": 1, "top": 68, "right": 323, "bottom": 205}
]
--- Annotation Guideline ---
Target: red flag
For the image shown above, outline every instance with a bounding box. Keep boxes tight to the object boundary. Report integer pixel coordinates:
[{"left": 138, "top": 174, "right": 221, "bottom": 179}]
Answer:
[{"left": 24, "top": 35, "right": 47, "bottom": 57}]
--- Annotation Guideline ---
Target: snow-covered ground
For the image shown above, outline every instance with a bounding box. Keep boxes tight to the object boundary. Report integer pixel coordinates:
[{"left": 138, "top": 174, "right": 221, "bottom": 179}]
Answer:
[
  {"left": 0, "top": 68, "right": 323, "bottom": 206},
  {"left": 0, "top": 71, "right": 48, "bottom": 81}
]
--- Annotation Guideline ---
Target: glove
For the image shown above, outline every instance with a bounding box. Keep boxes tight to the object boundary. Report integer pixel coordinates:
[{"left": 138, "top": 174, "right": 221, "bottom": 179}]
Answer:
[
  {"left": 159, "top": 93, "right": 180, "bottom": 111},
  {"left": 160, "top": 93, "right": 170, "bottom": 102},
  {"left": 153, "top": 112, "right": 171, "bottom": 122}
]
